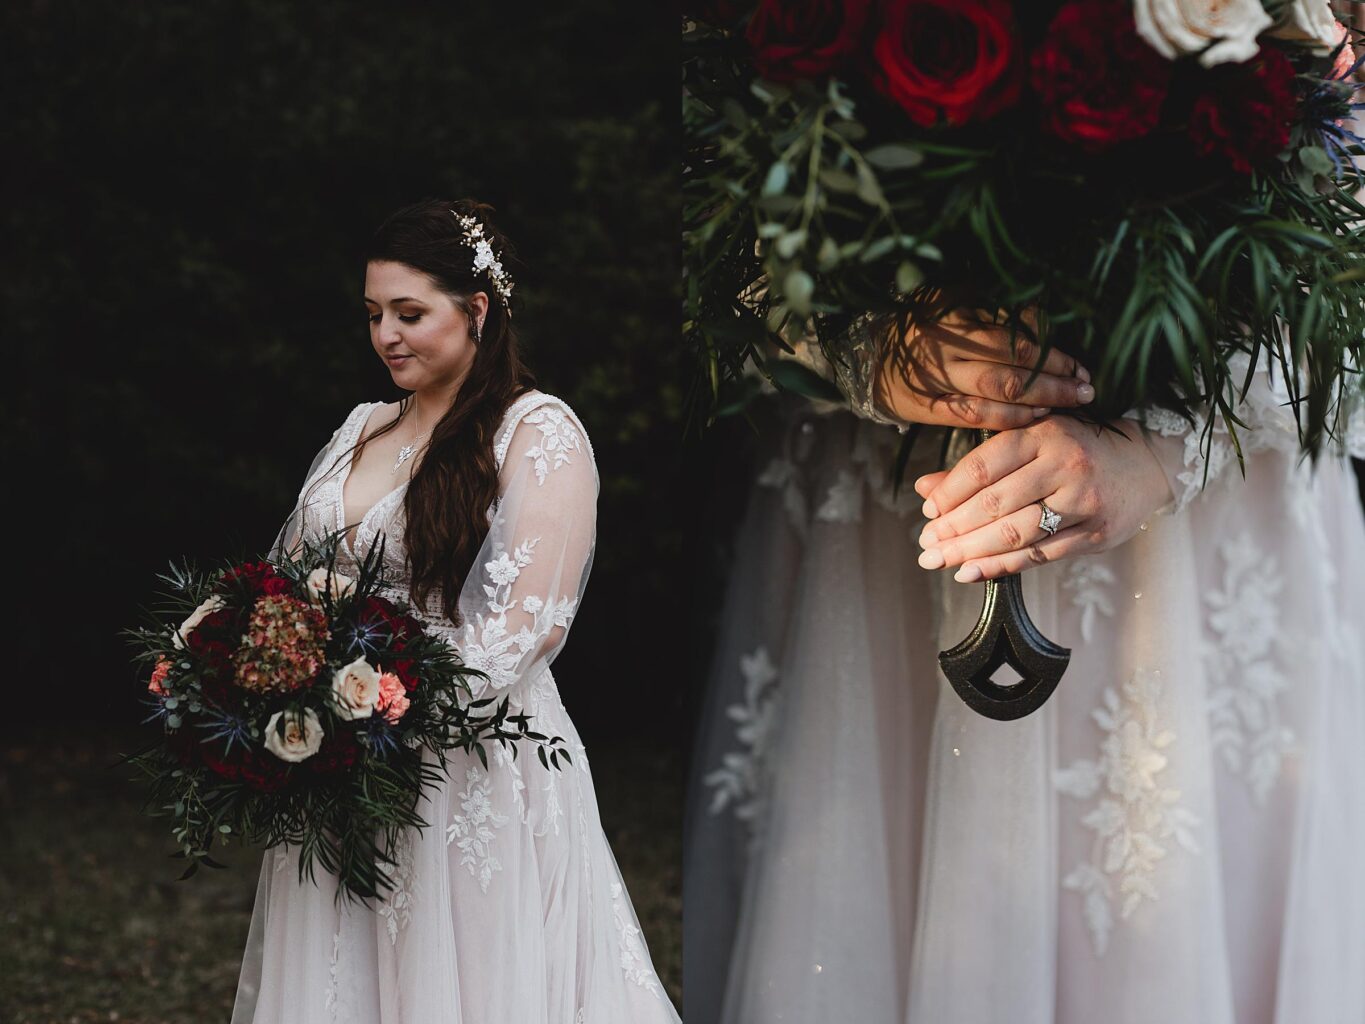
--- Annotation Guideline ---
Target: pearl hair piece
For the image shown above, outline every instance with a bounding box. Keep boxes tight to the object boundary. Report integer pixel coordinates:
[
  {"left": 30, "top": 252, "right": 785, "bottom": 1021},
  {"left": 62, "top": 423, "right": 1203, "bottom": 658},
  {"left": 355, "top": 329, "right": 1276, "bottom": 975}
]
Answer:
[{"left": 451, "top": 209, "right": 514, "bottom": 308}]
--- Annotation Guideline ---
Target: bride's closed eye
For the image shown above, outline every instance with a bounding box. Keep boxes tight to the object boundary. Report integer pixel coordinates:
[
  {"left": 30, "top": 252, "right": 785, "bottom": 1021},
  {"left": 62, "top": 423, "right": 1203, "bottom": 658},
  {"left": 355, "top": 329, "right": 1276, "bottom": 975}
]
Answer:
[{"left": 368, "top": 313, "right": 422, "bottom": 324}]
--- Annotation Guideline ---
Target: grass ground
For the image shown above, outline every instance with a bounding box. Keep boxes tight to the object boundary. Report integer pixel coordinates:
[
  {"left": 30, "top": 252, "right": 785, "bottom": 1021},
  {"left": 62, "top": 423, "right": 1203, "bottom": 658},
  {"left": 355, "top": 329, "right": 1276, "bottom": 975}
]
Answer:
[{"left": 0, "top": 725, "right": 681, "bottom": 1023}]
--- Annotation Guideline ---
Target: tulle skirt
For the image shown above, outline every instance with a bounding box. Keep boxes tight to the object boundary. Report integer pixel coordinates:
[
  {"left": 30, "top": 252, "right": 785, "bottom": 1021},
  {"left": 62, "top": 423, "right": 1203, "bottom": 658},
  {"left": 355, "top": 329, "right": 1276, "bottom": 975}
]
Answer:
[
  {"left": 685, "top": 402, "right": 1365, "bottom": 1024},
  {"left": 232, "top": 666, "right": 680, "bottom": 1024}
]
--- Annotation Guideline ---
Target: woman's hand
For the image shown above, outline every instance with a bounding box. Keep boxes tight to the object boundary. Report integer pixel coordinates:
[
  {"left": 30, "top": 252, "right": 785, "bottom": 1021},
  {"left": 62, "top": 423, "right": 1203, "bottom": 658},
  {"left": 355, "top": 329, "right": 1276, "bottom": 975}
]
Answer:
[
  {"left": 911, "top": 416, "right": 1174, "bottom": 581},
  {"left": 874, "top": 307, "right": 1096, "bottom": 431}
]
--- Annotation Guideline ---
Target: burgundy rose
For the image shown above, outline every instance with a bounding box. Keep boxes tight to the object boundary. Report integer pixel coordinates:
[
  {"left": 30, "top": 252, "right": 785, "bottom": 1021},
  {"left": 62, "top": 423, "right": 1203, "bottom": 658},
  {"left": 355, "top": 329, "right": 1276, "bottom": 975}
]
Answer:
[
  {"left": 1189, "top": 47, "right": 1298, "bottom": 175},
  {"left": 192, "top": 735, "right": 289, "bottom": 792},
  {"left": 746, "top": 0, "right": 871, "bottom": 84},
  {"left": 1031, "top": 0, "right": 1172, "bottom": 150},
  {"left": 186, "top": 609, "right": 238, "bottom": 663},
  {"left": 871, "top": 0, "right": 1022, "bottom": 127},
  {"left": 219, "top": 561, "right": 290, "bottom": 598},
  {"left": 305, "top": 728, "right": 360, "bottom": 776}
]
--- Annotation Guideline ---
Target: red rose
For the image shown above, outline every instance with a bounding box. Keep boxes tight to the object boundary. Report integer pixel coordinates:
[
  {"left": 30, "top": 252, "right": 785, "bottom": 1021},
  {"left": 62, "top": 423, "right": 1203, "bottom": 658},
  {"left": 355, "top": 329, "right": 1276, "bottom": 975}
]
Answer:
[
  {"left": 305, "top": 728, "right": 360, "bottom": 776},
  {"left": 186, "top": 609, "right": 238, "bottom": 663},
  {"left": 200, "top": 741, "right": 290, "bottom": 792},
  {"left": 1189, "top": 48, "right": 1298, "bottom": 175},
  {"left": 1031, "top": 0, "right": 1172, "bottom": 150},
  {"left": 219, "top": 561, "right": 290, "bottom": 597},
  {"left": 871, "top": 0, "right": 1022, "bottom": 127},
  {"left": 746, "top": 0, "right": 871, "bottom": 84}
]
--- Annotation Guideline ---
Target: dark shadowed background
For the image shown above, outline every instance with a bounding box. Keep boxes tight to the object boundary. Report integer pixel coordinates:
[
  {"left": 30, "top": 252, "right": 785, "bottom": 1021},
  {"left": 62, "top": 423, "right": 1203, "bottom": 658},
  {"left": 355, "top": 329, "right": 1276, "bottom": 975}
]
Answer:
[{"left": 1, "top": 1, "right": 693, "bottom": 1018}]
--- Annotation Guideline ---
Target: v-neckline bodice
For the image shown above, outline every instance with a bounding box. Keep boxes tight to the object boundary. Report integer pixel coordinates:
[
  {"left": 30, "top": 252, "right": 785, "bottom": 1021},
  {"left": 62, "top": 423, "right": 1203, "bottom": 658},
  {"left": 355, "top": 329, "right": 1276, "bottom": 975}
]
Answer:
[{"left": 336, "top": 401, "right": 410, "bottom": 560}]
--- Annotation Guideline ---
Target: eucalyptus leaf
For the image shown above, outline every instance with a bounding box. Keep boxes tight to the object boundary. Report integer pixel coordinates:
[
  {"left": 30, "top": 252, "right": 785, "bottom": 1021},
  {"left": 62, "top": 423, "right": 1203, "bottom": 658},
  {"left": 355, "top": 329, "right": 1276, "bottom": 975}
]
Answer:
[
  {"left": 864, "top": 143, "right": 925, "bottom": 170},
  {"left": 896, "top": 260, "right": 924, "bottom": 294},
  {"left": 762, "top": 161, "right": 790, "bottom": 197},
  {"left": 776, "top": 229, "right": 808, "bottom": 259},
  {"left": 784, "top": 268, "right": 815, "bottom": 313}
]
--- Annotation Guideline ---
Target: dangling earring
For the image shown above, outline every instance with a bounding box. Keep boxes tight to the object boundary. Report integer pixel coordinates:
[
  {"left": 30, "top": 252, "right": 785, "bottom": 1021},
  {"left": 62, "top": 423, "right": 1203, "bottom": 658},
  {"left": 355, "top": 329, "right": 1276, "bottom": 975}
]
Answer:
[{"left": 473, "top": 316, "right": 485, "bottom": 345}]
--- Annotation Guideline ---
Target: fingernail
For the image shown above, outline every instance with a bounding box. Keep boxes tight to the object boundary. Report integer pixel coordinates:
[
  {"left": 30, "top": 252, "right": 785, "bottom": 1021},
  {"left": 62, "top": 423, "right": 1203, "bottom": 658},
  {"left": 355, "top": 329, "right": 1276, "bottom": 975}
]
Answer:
[
  {"left": 918, "top": 549, "right": 945, "bottom": 570},
  {"left": 922, "top": 499, "right": 939, "bottom": 519},
  {"left": 1076, "top": 365, "right": 1092, "bottom": 384},
  {"left": 1033, "top": 407, "right": 1050, "bottom": 419},
  {"left": 954, "top": 564, "right": 982, "bottom": 583},
  {"left": 1076, "top": 383, "right": 1095, "bottom": 404},
  {"left": 919, "top": 527, "right": 937, "bottom": 548}
]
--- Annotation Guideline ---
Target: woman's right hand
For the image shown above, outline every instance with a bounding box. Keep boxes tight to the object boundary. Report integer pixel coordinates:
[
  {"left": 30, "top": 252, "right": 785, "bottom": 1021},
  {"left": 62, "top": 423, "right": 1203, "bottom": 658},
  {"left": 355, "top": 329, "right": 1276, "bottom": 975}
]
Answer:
[{"left": 872, "top": 307, "right": 1095, "bottom": 431}]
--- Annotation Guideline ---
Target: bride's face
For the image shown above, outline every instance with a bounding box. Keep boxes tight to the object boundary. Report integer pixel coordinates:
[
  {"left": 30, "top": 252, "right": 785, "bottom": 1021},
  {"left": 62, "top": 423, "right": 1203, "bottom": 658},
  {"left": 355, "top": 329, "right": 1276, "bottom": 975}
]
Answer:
[{"left": 363, "top": 260, "right": 489, "bottom": 392}]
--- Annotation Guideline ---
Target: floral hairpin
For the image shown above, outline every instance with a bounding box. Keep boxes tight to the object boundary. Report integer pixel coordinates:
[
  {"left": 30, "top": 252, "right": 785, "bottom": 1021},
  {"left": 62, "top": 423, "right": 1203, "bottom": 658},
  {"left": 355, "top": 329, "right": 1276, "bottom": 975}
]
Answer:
[{"left": 451, "top": 210, "right": 515, "bottom": 307}]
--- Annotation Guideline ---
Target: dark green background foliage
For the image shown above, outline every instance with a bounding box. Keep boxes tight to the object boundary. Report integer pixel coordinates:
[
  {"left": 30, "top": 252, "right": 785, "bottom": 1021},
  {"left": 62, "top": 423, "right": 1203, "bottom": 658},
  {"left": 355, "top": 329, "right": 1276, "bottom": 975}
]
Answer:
[{"left": 4, "top": 0, "right": 686, "bottom": 737}]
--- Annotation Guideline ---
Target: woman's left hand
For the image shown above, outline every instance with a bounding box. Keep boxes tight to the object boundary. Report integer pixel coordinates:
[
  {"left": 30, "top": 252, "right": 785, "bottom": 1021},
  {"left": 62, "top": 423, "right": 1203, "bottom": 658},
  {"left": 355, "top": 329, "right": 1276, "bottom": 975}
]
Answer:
[{"left": 912, "top": 416, "right": 1174, "bottom": 582}]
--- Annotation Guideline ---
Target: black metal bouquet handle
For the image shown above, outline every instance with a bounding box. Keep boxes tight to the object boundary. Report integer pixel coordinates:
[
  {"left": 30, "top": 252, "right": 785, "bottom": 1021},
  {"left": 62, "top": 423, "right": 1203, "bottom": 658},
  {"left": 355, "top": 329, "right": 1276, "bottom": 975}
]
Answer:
[{"left": 937, "top": 429, "right": 1070, "bottom": 720}]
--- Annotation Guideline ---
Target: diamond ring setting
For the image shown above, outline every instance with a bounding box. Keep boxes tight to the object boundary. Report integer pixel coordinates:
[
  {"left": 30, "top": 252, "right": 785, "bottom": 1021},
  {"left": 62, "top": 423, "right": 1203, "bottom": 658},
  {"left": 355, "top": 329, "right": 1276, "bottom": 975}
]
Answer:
[{"left": 1037, "top": 501, "right": 1062, "bottom": 536}]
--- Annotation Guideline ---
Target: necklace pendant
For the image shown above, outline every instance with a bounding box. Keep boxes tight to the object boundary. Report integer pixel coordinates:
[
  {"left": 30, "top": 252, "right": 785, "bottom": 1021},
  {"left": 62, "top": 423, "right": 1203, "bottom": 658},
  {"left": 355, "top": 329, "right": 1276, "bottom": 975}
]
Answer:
[{"left": 392, "top": 444, "right": 417, "bottom": 473}]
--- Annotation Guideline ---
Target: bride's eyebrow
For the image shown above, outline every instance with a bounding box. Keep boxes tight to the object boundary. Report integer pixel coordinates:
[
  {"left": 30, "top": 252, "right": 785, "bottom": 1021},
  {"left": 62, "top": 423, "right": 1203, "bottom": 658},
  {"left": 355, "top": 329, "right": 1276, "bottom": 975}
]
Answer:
[{"left": 362, "top": 296, "right": 428, "bottom": 305}]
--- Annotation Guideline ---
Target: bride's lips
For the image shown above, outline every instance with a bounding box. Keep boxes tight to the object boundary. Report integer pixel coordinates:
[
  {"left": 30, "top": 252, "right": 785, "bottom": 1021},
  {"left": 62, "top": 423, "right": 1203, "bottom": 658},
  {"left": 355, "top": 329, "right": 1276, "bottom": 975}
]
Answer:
[{"left": 384, "top": 354, "right": 413, "bottom": 368}]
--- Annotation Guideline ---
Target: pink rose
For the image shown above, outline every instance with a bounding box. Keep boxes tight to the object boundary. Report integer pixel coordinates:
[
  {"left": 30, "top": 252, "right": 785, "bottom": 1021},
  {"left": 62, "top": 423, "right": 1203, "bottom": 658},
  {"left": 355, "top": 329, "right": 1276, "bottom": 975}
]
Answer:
[
  {"left": 148, "top": 657, "right": 172, "bottom": 696},
  {"left": 377, "top": 670, "right": 411, "bottom": 724}
]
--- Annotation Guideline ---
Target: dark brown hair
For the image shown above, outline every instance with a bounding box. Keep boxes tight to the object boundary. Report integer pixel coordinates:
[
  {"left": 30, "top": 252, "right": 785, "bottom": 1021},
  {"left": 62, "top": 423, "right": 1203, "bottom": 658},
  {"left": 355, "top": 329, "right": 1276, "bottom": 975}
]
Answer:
[{"left": 357, "top": 197, "right": 534, "bottom": 623}]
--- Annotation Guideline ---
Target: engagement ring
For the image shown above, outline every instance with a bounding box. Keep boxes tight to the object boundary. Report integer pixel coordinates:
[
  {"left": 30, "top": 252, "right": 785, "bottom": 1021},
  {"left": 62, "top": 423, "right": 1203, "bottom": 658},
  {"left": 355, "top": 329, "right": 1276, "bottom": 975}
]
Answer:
[{"left": 1037, "top": 501, "right": 1062, "bottom": 536}]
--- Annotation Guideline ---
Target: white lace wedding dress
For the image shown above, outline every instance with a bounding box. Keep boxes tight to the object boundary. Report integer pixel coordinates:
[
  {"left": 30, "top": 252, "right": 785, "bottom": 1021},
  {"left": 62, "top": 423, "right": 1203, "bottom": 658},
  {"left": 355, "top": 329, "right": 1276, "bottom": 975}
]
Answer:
[
  {"left": 231, "top": 391, "right": 680, "bottom": 1024},
  {"left": 685, "top": 358, "right": 1365, "bottom": 1024}
]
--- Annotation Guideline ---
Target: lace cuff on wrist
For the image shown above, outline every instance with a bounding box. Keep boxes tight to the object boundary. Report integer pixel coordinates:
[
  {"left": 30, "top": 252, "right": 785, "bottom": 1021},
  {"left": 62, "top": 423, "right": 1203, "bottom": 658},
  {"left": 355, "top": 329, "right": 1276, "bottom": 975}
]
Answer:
[
  {"left": 825, "top": 313, "right": 911, "bottom": 432},
  {"left": 1122, "top": 354, "right": 1365, "bottom": 516}
]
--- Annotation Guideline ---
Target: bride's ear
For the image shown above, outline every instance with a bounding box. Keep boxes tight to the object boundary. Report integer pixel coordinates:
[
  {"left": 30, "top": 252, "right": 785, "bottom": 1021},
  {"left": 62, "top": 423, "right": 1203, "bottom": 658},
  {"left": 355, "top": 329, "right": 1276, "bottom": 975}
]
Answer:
[{"left": 469, "top": 291, "right": 490, "bottom": 336}]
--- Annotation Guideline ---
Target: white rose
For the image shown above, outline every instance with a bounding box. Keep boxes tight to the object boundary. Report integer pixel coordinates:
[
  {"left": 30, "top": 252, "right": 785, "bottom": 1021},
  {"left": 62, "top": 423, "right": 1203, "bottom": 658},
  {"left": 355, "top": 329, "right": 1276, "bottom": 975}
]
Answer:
[
  {"left": 331, "top": 657, "right": 382, "bottom": 720},
  {"left": 171, "top": 594, "right": 228, "bottom": 650},
  {"left": 1133, "top": 0, "right": 1272, "bottom": 67},
  {"left": 304, "top": 567, "right": 357, "bottom": 605},
  {"left": 1267, "top": 0, "right": 1342, "bottom": 54},
  {"left": 263, "top": 708, "right": 324, "bottom": 762}
]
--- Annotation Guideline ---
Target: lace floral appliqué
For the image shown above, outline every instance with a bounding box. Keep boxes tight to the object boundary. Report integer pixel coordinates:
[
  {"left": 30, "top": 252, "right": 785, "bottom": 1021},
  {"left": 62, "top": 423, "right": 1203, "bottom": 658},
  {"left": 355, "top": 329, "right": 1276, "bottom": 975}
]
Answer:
[
  {"left": 377, "top": 828, "right": 417, "bottom": 945},
  {"left": 521, "top": 405, "right": 584, "bottom": 484},
  {"left": 1203, "top": 532, "right": 1294, "bottom": 803},
  {"left": 1062, "top": 558, "right": 1116, "bottom": 643},
  {"left": 704, "top": 647, "right": 781, "bottom": 846},
  {"left": 1055, "top": 667, "right": 1200, "bottom": 956},
  {"left": 447, "top": 765, "right": 510, "bottom": 892},
  {"left": 459, "top": 536, "right": 578, "bottom": 694},
  {"left": 611, "top": 880, "right": 664, "bottom": 995}
]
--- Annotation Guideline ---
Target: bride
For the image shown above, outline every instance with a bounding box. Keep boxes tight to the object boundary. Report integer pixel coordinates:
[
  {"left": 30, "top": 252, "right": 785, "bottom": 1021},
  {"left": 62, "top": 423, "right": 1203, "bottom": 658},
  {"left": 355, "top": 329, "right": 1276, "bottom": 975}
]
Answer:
[
  {"left": 230, "top": 199, "right": 680, "bottom": 1023},
  {"left": 687, "top": 306, "right": 1365, "bottom": 1024}
]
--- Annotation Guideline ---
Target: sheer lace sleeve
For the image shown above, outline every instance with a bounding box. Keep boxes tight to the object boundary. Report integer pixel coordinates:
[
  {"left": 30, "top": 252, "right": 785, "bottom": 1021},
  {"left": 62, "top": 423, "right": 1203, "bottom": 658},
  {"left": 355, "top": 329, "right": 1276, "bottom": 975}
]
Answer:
[
  {"left": 454, "top": 395, "right": 598, "bottom": 699},
  {"left": 1124, "top": 352, "right": 1365, "bottom": 516},
  {"left": 826, "top": 312, "right": 911, "bottom": 430},
  {"left": 268, "top": 411, "right": 361, "bottom": 561}
]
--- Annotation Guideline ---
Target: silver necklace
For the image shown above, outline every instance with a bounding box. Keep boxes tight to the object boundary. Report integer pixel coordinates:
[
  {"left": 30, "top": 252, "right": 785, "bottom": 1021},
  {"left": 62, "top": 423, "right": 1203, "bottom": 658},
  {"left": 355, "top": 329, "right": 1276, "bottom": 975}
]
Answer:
[{"left": 392, "top": 415, "right": 433, "bottom": 474}]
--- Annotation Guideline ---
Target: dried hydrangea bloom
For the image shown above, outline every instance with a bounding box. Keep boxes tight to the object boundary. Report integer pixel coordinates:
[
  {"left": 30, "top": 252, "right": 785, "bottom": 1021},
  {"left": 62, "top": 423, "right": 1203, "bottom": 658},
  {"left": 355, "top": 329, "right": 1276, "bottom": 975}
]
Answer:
[{"left": 233, "top": 594, "right": 331, "bottom": 694}]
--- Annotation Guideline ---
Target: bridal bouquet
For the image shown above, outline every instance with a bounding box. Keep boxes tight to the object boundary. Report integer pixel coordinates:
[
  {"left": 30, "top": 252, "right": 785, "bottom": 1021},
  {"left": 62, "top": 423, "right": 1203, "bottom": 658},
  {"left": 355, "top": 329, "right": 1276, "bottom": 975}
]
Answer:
[
  {"left": 123, "top": 530, "right": 569, "bottom": 901},
  {"left": 685, "top": 0, "right": 1365, "bottom": 453}
]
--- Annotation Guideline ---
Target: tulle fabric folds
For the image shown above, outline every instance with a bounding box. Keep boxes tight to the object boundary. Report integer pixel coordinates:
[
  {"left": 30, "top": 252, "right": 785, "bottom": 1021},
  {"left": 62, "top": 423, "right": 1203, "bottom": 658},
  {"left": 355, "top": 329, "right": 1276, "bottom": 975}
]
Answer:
[{"left": 686, "top": 395, "right": 1365, "bottom": 1024}]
